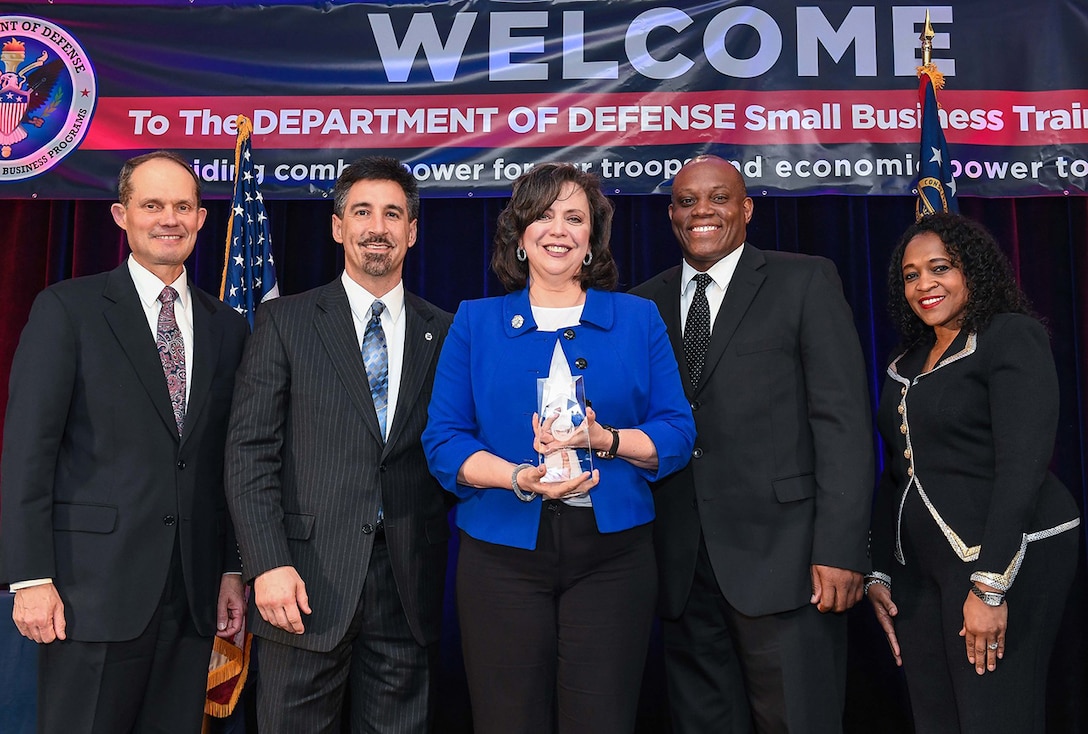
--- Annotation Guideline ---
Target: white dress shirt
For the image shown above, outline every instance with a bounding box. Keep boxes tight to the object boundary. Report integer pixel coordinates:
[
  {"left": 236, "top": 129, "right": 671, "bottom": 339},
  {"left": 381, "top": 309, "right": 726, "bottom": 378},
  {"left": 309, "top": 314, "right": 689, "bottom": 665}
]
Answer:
[
  {"left": 128, "top": 255, "right": 194, "bottom": 405},
  {"left": 680, "top": 243, "right": 745, "bottom": 336}
]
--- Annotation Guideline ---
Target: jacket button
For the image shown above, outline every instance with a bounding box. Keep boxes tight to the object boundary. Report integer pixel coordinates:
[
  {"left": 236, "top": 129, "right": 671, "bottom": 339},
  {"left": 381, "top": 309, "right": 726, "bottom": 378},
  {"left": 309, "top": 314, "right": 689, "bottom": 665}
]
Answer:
[
  {"left": 903, "top": 449, "right": 911, "bottom": 459},
  {"left": 379, "top": 464, "right": 387, "bottom": 473},
  {"left": 163, "top": 515, "right": 176, "bottom": 526},
  {"left": 574, "top": 358, "right": 587, "bottom": 369},
  {"left": 899, "top": 423, "right": 907, "bottom": 434},
  {"left": 692, "top": 448, "right": 703, "bottom": 459},
  {"left": 690, "top": 401, "right": 700, "bottom": 411},
  {"left": 176, "top": 460, "right": 186, "bottom": 470},
  {"left": 563, "top": 329, "right": 576, "bottom": 340},
  {"left": 362, "top": 523, "right": 375, "bottom": 534}
]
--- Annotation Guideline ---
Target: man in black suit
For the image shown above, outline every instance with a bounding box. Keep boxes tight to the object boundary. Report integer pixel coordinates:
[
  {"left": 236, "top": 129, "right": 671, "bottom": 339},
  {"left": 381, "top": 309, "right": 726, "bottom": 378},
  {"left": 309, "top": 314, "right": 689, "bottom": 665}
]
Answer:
[
  {"left": 632, "top": 155, "right": 873, "bottom": 733},
  {"left": 0, "top": 151, "right": 248, "bottom": 733},
  {"left": 225, "top": 157, "right": 452, "bottom": 733}
]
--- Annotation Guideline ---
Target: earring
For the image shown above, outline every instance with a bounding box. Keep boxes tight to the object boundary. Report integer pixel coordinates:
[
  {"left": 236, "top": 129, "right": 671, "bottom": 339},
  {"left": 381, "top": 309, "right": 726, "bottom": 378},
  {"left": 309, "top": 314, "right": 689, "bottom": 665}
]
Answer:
[
  {"left": 516, "top": 246, "right": 527, "bottom": 262},
  {"left": 582, "top": 251, "right": 593, "bottom": 266}
]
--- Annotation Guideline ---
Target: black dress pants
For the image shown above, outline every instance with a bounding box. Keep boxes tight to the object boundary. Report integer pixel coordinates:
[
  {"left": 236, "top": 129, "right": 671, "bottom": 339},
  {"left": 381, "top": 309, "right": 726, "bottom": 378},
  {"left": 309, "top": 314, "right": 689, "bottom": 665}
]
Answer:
[
  {"left": 255, "top": 537, "right": 437, "bottom": 734},
  {"left": 456, "top": 501, "right": 656, "bottom": 734},
  {"left": 896, "top": 493, "right": 1078, "bottom": 734},
  {"left": 662, "top": 535, "right": 848, "bottom": 734},
  {"left": 37, "top": 544, "right": 212, "bottom": 734}
]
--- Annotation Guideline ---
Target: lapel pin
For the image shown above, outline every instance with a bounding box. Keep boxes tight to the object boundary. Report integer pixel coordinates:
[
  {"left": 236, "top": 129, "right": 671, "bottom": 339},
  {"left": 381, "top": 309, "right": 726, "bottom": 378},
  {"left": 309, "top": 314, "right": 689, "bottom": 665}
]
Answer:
[
  {"left": 511, "top": 314, "right": 524, "bottom": 329},
  {"left": 425, "top": 332, "right": 433, "bottom": 341}
]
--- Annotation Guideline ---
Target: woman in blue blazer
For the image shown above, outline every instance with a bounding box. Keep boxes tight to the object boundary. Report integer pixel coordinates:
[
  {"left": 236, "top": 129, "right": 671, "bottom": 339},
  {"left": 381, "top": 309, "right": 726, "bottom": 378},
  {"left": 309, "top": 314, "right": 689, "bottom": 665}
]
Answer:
[{"left": 424, "top": 163, "right": 695, "bottom": 733}]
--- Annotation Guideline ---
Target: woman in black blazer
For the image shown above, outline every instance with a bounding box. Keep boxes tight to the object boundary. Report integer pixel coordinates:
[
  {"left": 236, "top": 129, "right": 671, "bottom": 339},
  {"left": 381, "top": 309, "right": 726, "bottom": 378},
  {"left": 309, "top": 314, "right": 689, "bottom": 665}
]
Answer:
[{"left": 866, "top": 212, "right": 1081, "bottom": 734}]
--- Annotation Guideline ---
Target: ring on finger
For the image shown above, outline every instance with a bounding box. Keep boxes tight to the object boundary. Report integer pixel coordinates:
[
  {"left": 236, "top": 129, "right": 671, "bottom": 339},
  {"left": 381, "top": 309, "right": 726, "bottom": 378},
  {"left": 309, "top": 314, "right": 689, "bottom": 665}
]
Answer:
[{"left": 987, "top": 642, "right": 999, "bottom": 650}]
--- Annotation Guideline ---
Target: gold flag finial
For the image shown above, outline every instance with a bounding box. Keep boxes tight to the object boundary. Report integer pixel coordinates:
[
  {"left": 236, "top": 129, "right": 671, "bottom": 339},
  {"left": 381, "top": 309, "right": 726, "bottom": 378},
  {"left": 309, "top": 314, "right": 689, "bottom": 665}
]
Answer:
[
  {"left": 916, "top": 9, "right": 944, "bottom": 90},
  {"left": 920, "top": 9, "right": 934, "bottom": 68}
]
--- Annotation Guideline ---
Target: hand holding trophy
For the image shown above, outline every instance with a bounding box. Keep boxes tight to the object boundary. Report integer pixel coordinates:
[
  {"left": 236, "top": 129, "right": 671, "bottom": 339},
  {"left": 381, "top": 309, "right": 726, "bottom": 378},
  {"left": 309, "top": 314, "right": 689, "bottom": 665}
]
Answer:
[{"left": 535, "top": 340, "right": 594, "bottom": 486}]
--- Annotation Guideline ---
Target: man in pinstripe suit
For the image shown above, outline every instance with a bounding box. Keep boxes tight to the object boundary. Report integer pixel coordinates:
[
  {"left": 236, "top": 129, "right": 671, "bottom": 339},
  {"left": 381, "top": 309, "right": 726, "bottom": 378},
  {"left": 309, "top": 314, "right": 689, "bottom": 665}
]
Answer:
[{"left": 225, "top": 157, "right": 453, "bottom": 733}]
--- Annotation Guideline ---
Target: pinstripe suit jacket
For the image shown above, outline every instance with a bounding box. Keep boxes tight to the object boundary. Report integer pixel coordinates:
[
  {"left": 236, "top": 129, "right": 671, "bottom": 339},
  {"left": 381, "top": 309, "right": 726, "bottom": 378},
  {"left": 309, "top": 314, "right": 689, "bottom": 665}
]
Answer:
[{"left": 225, "top": 277, "right": 452, "bottom": 652}]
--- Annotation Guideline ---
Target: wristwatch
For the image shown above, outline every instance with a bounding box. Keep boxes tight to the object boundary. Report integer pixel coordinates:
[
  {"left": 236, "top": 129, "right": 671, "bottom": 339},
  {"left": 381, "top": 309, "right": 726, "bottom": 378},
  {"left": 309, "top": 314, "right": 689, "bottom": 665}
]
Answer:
[
  {"left": 969, "top": 584, "right": 1005, "bottom": 607},
  {"left": 595, "top": 424, "right": 620, "bottom": 459}
]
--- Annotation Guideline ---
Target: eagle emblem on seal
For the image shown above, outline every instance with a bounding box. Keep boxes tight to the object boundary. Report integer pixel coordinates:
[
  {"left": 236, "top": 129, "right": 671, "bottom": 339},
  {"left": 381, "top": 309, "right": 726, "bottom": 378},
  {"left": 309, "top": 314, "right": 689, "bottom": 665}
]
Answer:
[{"left": 0, "top": 38, "right": 63, "bottom": 158}]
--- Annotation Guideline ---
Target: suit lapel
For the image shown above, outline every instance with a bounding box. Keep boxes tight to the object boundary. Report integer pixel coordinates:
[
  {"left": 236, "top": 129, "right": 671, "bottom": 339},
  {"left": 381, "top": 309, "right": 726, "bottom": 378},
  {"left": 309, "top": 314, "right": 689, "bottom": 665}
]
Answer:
[
  {"left": 697, "top": 245, "right": 766, "bottom": 393},
  {"left": 102, "top": 264, "right": 179, "bottom": 439},
  {"left": 649, "top": 267, "right": 692, "bottom": 393},
  {"left": 181, "top": 289, "right": 219, "bottom": 447},
  {"left": 314, "top": 280, "right": 385, "bottom": 444},
  {"left": 385, "top": 292, "right": 439, "bottom": 454}
]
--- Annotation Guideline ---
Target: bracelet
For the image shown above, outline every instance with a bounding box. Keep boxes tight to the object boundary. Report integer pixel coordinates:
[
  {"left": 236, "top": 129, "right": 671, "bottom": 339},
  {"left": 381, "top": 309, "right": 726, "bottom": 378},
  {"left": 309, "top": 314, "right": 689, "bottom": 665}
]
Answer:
[
  {"left": 864, "top": 577, "right": 891, "bottom": 596},
  {"left": 595, "top": 425, "right": 620, "bottom": 460},
  {"left": 511, "top": 463, "right": 537, "bottom": 502},
  {"left": 969, "top": 583, "right": 1005, "bottom": 607}
]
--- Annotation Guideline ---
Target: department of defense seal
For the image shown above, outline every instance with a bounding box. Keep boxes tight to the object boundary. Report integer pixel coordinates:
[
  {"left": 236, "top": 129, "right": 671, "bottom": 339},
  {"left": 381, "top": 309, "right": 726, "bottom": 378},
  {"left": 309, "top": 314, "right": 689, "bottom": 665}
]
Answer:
[{"left": 0, "top": 15, "right": 96, "bottom": 182}]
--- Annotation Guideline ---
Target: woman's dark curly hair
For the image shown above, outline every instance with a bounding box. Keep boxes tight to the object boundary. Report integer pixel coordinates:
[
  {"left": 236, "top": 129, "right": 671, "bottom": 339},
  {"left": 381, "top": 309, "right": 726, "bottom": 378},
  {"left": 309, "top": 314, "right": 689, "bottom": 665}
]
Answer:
[
  {"left": 491, "top": 163, "right": 618, "bottom": 292},
  {"left": 888, "top": 211, "right": 1032, "bottom": 347}
]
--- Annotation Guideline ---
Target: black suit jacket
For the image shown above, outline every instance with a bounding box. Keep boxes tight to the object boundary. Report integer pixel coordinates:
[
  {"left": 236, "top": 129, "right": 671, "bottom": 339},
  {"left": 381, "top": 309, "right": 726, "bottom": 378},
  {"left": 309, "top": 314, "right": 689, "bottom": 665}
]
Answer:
[
  {"left": 225, "top": 278, "right": 452, "bottom": 652},
  {"left": 632, "top": 245, "right": 874, "bottom": 618},
  {"left": 871, "top": 314, "right": 1081, "bottom": 586},
  {"left": 0, "top": 263, "right": 247, "bottom": 640}
]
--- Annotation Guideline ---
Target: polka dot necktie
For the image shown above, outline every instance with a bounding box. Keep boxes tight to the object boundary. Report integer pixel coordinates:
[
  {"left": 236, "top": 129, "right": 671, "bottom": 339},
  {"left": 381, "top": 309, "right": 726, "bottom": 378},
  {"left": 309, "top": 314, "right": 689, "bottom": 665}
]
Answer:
[
  {"left": 156, "top": 286, "right": 186, "bottom": 436},
  {"left": 361, "top": 300, "right": 388, "bottom": 440},
  {"left": 684, "top": 273, "right": 713, "bottom": 389}
]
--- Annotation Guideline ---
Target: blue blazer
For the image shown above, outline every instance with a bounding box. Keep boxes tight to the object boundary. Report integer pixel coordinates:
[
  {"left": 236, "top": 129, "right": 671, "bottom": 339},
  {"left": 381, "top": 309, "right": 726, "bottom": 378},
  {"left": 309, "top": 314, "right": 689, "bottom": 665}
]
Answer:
[{"left": 423, "top": 288, "right": 696, "bottom": 549}]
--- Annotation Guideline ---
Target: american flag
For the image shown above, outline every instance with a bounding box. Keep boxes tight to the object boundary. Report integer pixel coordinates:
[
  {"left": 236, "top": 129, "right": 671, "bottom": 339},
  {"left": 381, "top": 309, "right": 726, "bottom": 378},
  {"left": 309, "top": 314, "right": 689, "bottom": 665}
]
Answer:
[
  {"left": 207, "top": 115, "right": 270, "bottom": 725},
  {"left": 220, "top": 115, "right": 278, "bottom": 327},
  {"left": 915, "top": 67, "right": 958, "bottom": 220}
]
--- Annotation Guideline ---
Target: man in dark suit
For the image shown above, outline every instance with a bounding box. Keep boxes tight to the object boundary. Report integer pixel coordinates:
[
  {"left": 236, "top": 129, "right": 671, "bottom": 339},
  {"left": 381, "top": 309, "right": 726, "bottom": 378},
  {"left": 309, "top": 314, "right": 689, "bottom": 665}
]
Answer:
[
  {"left": 0, "top": 151, "right": 248, "bottom": 733},
  {"left": 225, "top": 156, "right": 452, "bottom": 733},
  {"left": 632, "top": 155, "right": 873, "bottom": 734}
]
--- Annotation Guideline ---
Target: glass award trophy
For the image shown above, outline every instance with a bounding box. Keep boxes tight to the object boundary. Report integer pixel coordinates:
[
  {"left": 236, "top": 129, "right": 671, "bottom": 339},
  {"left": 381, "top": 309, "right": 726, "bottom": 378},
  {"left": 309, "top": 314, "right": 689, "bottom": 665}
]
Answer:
[{"left": 537, "top": 340, "right": 593, "bottom": 482}]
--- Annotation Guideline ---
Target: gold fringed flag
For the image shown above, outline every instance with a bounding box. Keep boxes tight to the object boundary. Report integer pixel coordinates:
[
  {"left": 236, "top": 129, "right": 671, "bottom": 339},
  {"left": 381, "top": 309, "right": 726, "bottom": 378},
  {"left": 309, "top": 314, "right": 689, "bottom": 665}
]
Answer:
[
  {"left": 915, "top": 12, "right": 958, "bottom": 220},
  {"left": 205, "top": 627, "right": 253, "bottom": 719}
]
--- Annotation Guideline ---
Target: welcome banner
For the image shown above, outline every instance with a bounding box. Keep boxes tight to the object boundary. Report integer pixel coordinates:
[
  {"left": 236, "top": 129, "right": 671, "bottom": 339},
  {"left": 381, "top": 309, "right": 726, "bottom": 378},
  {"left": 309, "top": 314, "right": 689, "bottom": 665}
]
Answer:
[{"left": 1, "top": 1, "right": 1086, "bottom": 199}]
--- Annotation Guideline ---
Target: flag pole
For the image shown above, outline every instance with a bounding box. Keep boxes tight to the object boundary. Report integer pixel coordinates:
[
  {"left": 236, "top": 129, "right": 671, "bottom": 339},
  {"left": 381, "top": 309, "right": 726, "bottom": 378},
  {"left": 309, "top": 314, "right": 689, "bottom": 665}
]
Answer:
[
  {"left": 219, "top": 115, "right": 252, "bottom": 300},
  {"left": 914, "top": 9, "right": 957, "bottom": 219}
]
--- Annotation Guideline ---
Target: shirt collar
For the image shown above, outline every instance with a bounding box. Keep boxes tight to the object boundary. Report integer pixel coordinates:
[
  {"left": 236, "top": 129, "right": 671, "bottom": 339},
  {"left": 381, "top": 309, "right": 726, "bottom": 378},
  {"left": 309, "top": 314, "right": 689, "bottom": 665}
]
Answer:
[
  {"left": 341, "top": 271, "right": 404, "bottom": 325},
  {"left": 681, "top": 242, "right": 745, "bottom": 293},
  {"left": 127, "top": 255, "right": 190, "bottom": 312},
  {"left": 502, "top": 287, "right": 613, "bottom": 338}
]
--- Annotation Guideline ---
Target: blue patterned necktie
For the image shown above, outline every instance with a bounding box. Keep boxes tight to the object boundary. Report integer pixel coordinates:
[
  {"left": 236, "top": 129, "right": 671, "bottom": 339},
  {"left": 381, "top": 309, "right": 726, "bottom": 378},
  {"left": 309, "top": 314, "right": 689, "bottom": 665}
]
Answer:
[
  {"left": 684, "top": 273, "right": 713, "bottom": 389},
  {"left": 362, "top": 300, "right": 389, "bottom": 439},
  {"left": 157, "top": 286, "right": 186, "bottom": 435}
]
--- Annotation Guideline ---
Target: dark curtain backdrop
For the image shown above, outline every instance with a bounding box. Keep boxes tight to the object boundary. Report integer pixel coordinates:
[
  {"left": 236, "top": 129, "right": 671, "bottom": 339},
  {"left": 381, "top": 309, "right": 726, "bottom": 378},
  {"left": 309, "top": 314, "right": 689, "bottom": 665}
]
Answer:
[{"left": 0, "top": 193, "right": 1085, "bottom": 732}]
